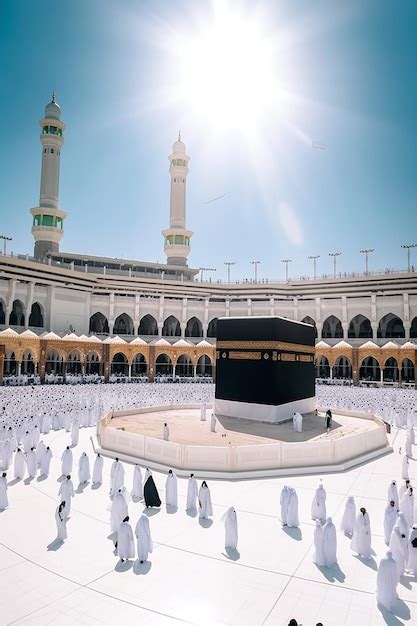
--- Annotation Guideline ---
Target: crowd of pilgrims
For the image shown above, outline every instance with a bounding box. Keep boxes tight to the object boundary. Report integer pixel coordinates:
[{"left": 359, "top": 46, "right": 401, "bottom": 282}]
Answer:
[{"left": 0, "top": 382, "right": 416, "bottom": 616}]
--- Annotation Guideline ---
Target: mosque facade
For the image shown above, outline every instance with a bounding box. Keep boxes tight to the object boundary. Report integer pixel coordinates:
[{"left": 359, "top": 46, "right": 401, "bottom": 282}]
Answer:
[{"left": 0, "top": 95, "right": 416, "bottom": 384}]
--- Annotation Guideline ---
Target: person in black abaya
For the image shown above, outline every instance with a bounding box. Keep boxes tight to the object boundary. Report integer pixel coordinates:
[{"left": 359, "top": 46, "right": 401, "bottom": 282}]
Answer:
[{"left": 143, "top": 468, "right": 161, "bottom": 508}]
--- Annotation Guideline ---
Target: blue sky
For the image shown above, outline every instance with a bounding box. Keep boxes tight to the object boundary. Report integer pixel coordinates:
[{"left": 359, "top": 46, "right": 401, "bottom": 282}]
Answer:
[{"left": 1, "top": 0, "right": 416, "bottom": 281}]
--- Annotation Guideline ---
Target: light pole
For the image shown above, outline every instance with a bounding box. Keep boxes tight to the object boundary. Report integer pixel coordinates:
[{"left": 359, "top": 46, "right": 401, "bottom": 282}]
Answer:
[
  {"left": 281, "top": 258, "right": 292, "bottom": 282},
  {"left": 0, "top": 235, "right": 12, "bottom": 256},
  {"left": 360, "top": 248, "right": 374, "bottom": 275},
  {"left": 250, "top": 260, "right": 260, "bottom": 283},
  {"left": 328, "top": 251, "right": 342, "bottom": 278},
  {"left": 308, "top": 255, "right": 320, "bottom": 280},
  {"left": 224, "top": 261, "right": 236, "bottom": 284},
  {"left": 401, "top": 243, "right": 417, "bottom": 272},
  {"left": 199, "top": 267, "right": 216, "bottom": 282}
]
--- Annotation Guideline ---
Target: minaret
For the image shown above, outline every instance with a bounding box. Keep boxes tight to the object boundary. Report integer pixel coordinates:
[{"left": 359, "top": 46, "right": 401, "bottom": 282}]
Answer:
[
  {"left": 162, "top": 133, "right": 192, "bottom": 266},
  {"left": 30, "top": 92, "right": 67, "bottom": 260}
]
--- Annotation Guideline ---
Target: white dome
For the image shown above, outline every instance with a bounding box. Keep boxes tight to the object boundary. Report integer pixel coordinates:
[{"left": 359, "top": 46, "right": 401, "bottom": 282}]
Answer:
[
  {"left": 45, "top": 93, "right": 61, "bottom": 120},
  {"left": 173, "top": 132, "right": 186, "bottom": 154}
]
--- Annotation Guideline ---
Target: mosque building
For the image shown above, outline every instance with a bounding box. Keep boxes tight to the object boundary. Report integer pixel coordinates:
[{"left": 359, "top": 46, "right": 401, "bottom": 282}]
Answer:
[{"left": 0, "top": 94, "right": 416, "bottom": 384}]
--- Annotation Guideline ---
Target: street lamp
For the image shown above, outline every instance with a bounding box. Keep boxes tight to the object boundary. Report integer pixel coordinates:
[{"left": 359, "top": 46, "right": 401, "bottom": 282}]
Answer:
[
  {"left": 0, "top": 235, "right": 12, "bottom": 256},
  {"left": 281, "top": 258, "right": 292, "bottom": 282},
  {"left": 250, "top": 260, "right": 260, "bottom": 283},
  {"left": 328, "top": 251, "right": 342, "bottom": 278},
  {"left": 307, "top": 255, "right": 320, "bottom": 280},
  {"left": 401, "top": 243, "right": 417, "bottom": 272},
  {"left": 224, "top": 261, "right": 236, "bottom": 284},
  {"left": 360, "top": 248, "right": 374, "bottom": 275},
  {"left": 199, "top": 267, "right": 216, "bottom": 282}
]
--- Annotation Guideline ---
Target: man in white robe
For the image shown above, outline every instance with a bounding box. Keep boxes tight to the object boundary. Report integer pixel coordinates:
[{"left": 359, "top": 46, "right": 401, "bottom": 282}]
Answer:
[
  {"left": 92, "top": 453, "right": 103, "bottom": 485},
  {"left": 399, "top": 480, "right": 411, "bottom": 501},
  {"left": 110, "top": 489, "right": 128, "bottom": 533},
  {"left": 58, "top": 475, "right": 75, "bottom": 519},
  {"left": 400, "top": 488, "right": 414, "bottom": 528},
  {"left": 340, "top": 496, "right": 356, "bottom": 536},
  {"left": 165, "top": 469, "right": 178, "bottom": 508},
  {"left": 387, "top": 480, "right": 399, "bottom": 508},
  {"left": 311, "top": 484, "right": 327, "bottom": 522},
  {"left": 117, "top": 515, "right": 135, "bottom": 562},
  {"left": 406, "top": 526, "right": 417, "bottom": 574},
  {"left": 376, "top": 551, "right": 399, "bottom": 612},
  {"left": 78, "top": 452, "right": 90, "bottom": 484},
  {"left": 280, "top": 486, "right": 290, "bottom": 526},
  {"left": 36, "top": 441, "right": 45, "bottom": 468},
  {"left": 322, "top": 517, "right": 337, "bottom": 566},
  {"left": 222, "top": 506, "right": 238, "bottom": 549},
  {"left": 40, "top": 446, "right": 52, "bottom": 477},
  {"left": 200, "top": 402, "right": 207, "bottom": 421},
  {"left": 110, "top": 458, "right": 125, "bottom": 498},
  {"left": 163, "top": 423, "right": 170, "bottom": 441},
  {"left": 135, "top": 514, "right": 153, "bottom": 563},
  {"left": 13, "top": 448, "right": 26, "bottom": 480},
  {"left": 61, "top": 446, "right": 73, "bottom": 476},
  {"left": 384, "top": 501, "right": 398, "bottom": 545},
  {"left": 0, "top": 472, "right": 8, "bottom": 509},
  {"left": 292, "top": 413, "right": 297, "bottom": 431},
  {"left": 295, "top": 412, "right": 303, "bottom": 433},
  {"left": 351, "top": 507, "right": 372, "bottom": 558},
  {"left": 55, "top": 501, "right": 67, "bottom": 541},
  {"left": 186, "top": 473, "right": 198, "bottom": 510},
  {"left": 210, "top": 413, "right": 217, "bottom": 433},
  {"left": 402, "top": 455, "right": 410, "bottom": 480},
  {"left": 198, "top": 481, "right": 213, "bottom": 519},
  {"left": 287, "top": 488, "right": 299, "bottom": 528},
  {"left": 313, "top": 520, "right": 325, "bottom": 566},
  {"left": 71, "top": 417, "right": 80, "bottom": 447},
  {"left": 389, "top": 522, "right": 408, "bottom": 577},
  {"left": 26, "top": 447, "right": 37, "bottom": 479},
  {"left": 131, "top": 465, "right": 143, "bottom": 499}
]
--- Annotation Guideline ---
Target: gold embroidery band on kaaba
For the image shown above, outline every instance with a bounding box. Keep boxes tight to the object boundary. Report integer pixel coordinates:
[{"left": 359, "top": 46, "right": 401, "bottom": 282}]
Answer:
[
  {"left": 216, "top": 340, "right": 314, "bottom": 355},
  {"left": 229, "top": 351, "right": 262, "bottom": 361}
]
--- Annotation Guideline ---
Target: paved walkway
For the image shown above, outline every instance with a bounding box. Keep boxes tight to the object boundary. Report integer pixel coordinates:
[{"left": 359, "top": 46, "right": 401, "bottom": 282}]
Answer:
[{"left": 0, "top": 422, "right": 416, "bottom": 625}]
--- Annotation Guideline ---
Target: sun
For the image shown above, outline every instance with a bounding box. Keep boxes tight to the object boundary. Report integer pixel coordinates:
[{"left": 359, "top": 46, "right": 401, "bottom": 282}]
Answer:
[{"left": 173, "top": 2, "right": 279, "bottom": 133}]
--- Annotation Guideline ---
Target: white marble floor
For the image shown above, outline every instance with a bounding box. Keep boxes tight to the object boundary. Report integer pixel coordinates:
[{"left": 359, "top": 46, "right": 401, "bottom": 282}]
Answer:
[{"left": 0, "top": 424, "right": 416, "bottom": 626}]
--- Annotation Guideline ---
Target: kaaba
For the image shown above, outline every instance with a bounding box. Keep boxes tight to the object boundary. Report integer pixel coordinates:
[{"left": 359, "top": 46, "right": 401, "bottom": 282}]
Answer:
[{"left": 214, "top": 316, "right": 316, "bottom": 423}]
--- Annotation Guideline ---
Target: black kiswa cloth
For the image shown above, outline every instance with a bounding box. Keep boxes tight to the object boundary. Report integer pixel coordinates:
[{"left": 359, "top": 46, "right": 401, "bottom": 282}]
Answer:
[
  {"left": 412, "top": 537, "right": 417, "bottom": 548},
  {"left": 144, "top": 476, "right": 161, "bottom": 507}
]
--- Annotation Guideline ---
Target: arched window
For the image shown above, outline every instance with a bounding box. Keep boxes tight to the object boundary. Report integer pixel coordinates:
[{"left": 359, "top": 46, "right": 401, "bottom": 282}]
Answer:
[
  {"left": 301, "top": 316, "right": 317, "bottom": 339},
  {"left": 348, "top": 315, "right": 372, "bottom": 339},
  {"left": 0, "top": 300, "right": 5, "bottom": 325},
  {"left": 4, "top": 351, "right": 17, "bottom": 375},
  {"left": 185, "top": 316, "right": 203, "bottom": 338},
  {"left": 196, "top": 354, "right": 212, "bottom": 377},
  {"left": 155, "top": 353, "right": 173, "bottom": 376},
  {"left": 132, "top": 353, "right": 147, "bottom": 377},
  {"left": 114, "top": 313, "right": 134, "bottom": 335},
  {"left": 111, "top": 352, "right": 128, "bottom": 375},
  {"left": 138, "top": 314, "right": 158, "bottom": 336},
  {"left": 162, "top": 315, "right": 181, "bottom": 337},
  {"left": 89, "top": 312, "right": 109, "bottom": 335},
  {"left": 86, "top": 351, "right": 101, "bottom": 375},
  {"left": 383, "top": 357, "right": 399, "bottom": 382},
  {"left": 321, "top": 315, "right": 343, "bottom": 339},
  {"left": 359, "top": 357, "right": 380, "bottom": 381},
  {"left": 22, "top": 350, "right": 35, "bottom": 375},
  {"left": 333, "top": 356, "right": 352, "bottom": 379},
  {"left": 207, "top": 318, "right": 218, "bottom": 338},
  {"left": 377, "top": 313, "right": 405, "bottom": 338},
  {"left": 45, "top": 349, "right": 63, "bottom": 374},
  {"left": 175, "top": 354, "right": 193, "bottom": 377},
  {"left": 9, "top": 299, "right": 25, "bottom": 326},
  {"left": 316, "top": 356, "right": 330, "bottom": 378},
  {"left": 410, "top": 317, "right": 417, "bottom": 339},
  {"left": 66, "top": 350, "right": 82, "bottom": 374},
  {"left": 402, "top": 358, "right": 415, "bottom": 383},
  {"left": 28, "top": 302, "right": 44, "bottom": 328}
]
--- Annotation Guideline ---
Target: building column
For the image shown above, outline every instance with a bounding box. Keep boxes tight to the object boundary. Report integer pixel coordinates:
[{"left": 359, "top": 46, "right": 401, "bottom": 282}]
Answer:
[
  {"left": 128, "top": 363, "right": 132, "bottom": 380},
  {"left": 148, "top": 346, "right": 156, "bottom": 382},
  {"left": 352, "top": 348, "right": 359, "bottom": 386},
  {"left": 103, "top": 345, "right": 110, "bottom": 382},
  {"left": 202, "top": 323, "right": 208, "bottom": 339},
  {"left": 17, "top": 362, "right": 21, "bottom": 376},
  {"left": 404, "top": 321, "right": 411, "bottom": 341},
  {"left": 371, "top": 323, "right": 378, "bottom": 340},
  {"left": 380, "top": 368, "right": 384, "bottom": 384},
  {"left": 157, "top": 322, "right": 163, "bottom": 338},
  {"left": 39, "top": 340, "right": 47, "bottom": 383},
  {"left": 316, "top": 323, "right": 323, "bottom": 340},
  {"left": 180, "top": 323, "right": 186, "bottom": 338},
  {"left": 0, "top": 345, "right": 4, "bottom": 386},
  {"left": 329, "top": 366, "right": 333, "bottom": 380},
  {"left": 193, "top": 364, "right": 197, "bottom": 378}
]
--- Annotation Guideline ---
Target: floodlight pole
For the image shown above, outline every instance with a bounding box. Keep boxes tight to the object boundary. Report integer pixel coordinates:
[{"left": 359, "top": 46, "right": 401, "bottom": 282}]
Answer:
[
  {"left": 360, "top": 248, "right": 374, "bottom": 275},
  {"left": 0, "top": 235, "right": 12, "bottom": 256},
  {"left": 328, "top": 252, "right": 342, "bottom": 278},
  {"left": 199, "top": 267, "right": 216, "bottom": 282},
  {"left": 224, "top": 261, "right": 236, "bottom": 284},
  {"left": 308, "top": 255, "right": 320, "bottom": 280},
  {"left": 401, "top": 243, "right": 417, "bottom": 272},
  {"left": 281, "top": 259, "right": 292, "bottom": 282},
  {"left": 250, "top": 260, "right": 260, "bottom": 283}
]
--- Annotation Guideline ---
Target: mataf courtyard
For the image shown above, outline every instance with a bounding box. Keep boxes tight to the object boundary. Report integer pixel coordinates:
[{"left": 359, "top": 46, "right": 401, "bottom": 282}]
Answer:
[{"left": 0, "top": 384, "right": 416, "bottom": 626}]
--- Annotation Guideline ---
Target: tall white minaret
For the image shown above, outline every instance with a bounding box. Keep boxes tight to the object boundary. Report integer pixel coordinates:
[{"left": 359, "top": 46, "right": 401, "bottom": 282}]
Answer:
[
  {"left": 162, "top": 133, "right": 192, "bottom": 266},
  {"left": 30, "top": 92, "right": 67, "bottom": 260}
]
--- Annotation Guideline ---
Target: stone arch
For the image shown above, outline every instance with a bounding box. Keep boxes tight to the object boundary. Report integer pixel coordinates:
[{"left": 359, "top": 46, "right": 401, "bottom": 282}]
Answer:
[
  {"left": 111, "top": 351, "right": 128, "bottom": 375},
  {"left": 155, "top": 353, "right": 173, "bottom": 376},
  {"left": 138, "top": 314, "right": 158, "bottom": 336},
  {"left": 333, "top": 356, "right": 352, "bottom": 379},
  {"left": 185, "top": 316, "right": 203, "bottom": 338},
  {"left": 45, "top": 349, "right": 63, "bottom": 374},
  {"left": 348, "top": 314, "right": 372, "bottom": 339},
  {"left": 410, "top": 317, "right": 417, "bottom": 339},
  {"left": 89, "top": 312, "right": 109, "bottom": 335},
  {"left": 114, "top": 313, "right": 134, "bottom": 335},
  {"left": 207, "top": 318, "right": 218, "bottom": 338},
  {"left": 162, "top": 315, "right": 181, "bottom": 337},
  {"left": 359, "top": 356, "right": 381, "bottom": 381},
  {"left": 9, "top": 299, "right": 25, "bottom": 326},
  {"left": 175, "top": 353, "right": 193, "bottom": 377},
  {"left": 321, "top": 315, "right": 343, "bottom": 339},
  {"left": 22, "top": 349, "right": 36, "bottom": 375},
  {"left": 196, "top": 354, "right": 212, "bottom": 377},
  {"left": 301, "top": 316, "right": 317, "bottom": 338},
  {"left": 316, "top": 355, "right": 330, "bottom": 378},
  {"left": 0, "top": 298, "right": 5, "bottom": 325},
  {"left": 86, "top": 350, "right": 101, "bottom": 375},
  {"left": 66, "top": 350, "right": 83, "bottom": 374},
  {"left": 28, "top": 302, "right": 44, "bottom": 328},
  {"left": 402, "top": 358, "right": 415, "bottom": 383},
  {"left": 4, "top": 350, "right": 17, "bottom": 375},
  {"left": 132, "top": 353, "right": 147, "bottom": 377},
  {"left": 377, "top": 313, "right": 405, "bottom": 339},
  {"left": 383, "top": 356, "right": 399, "bottom": 382}
]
